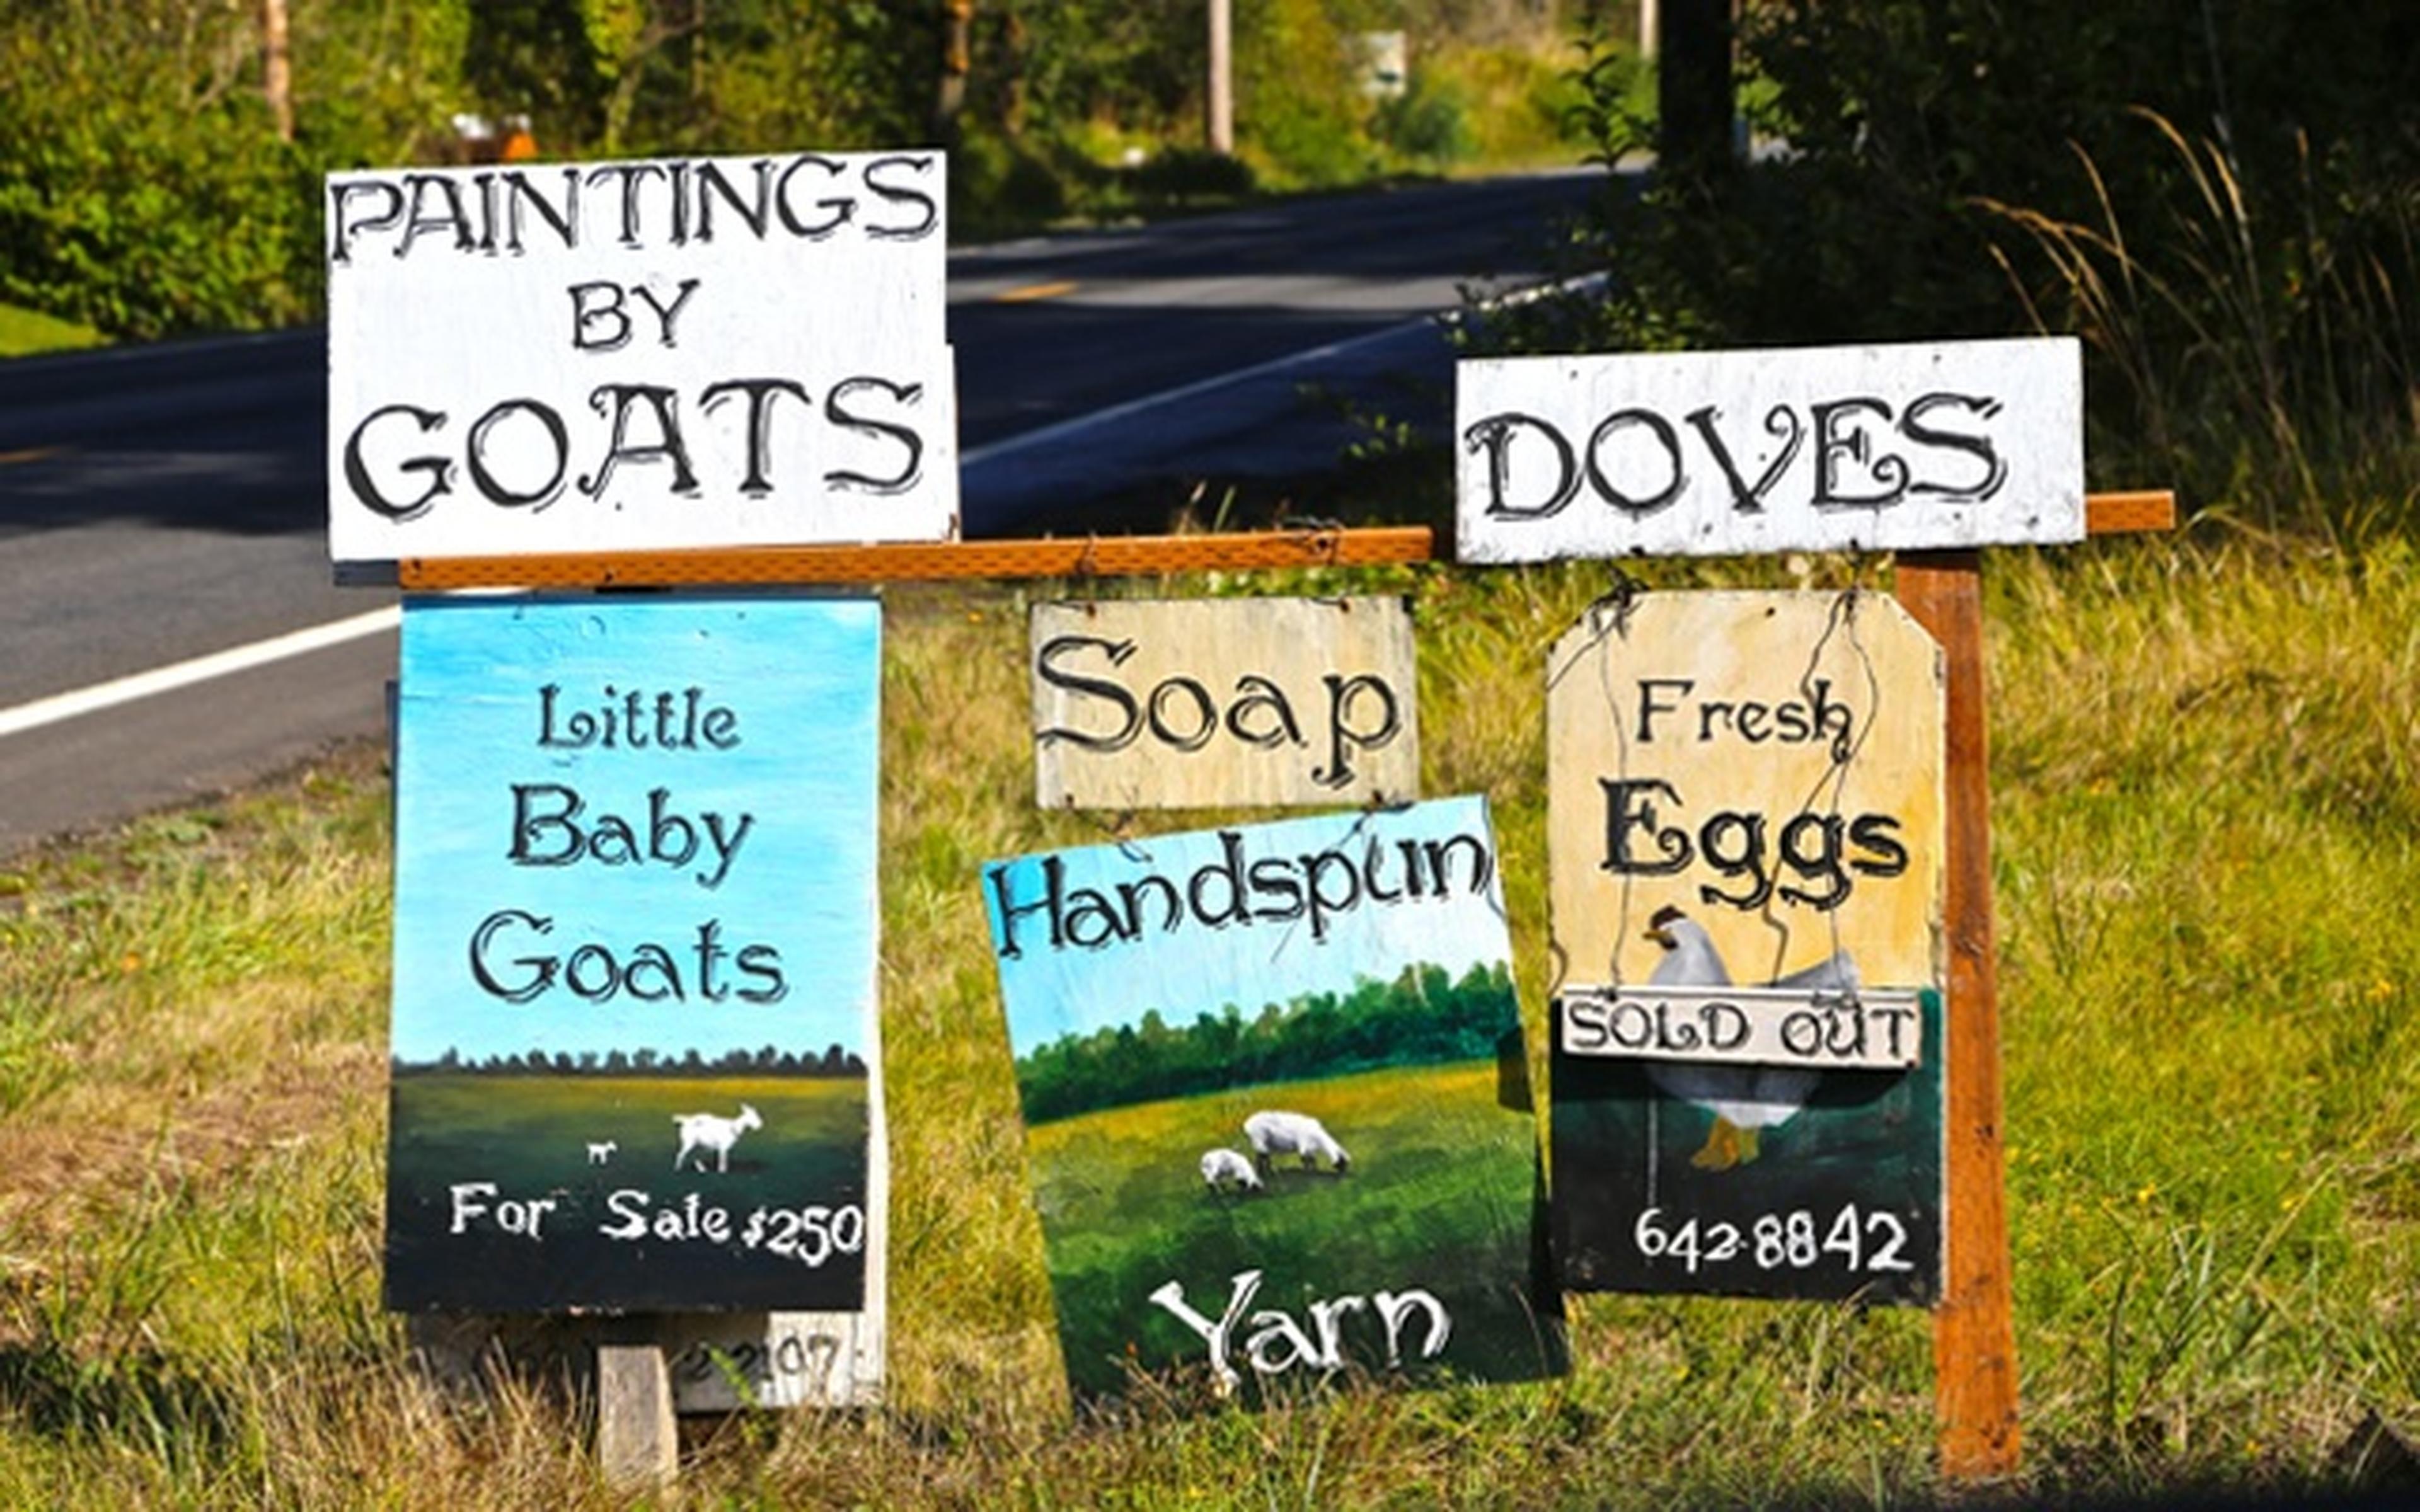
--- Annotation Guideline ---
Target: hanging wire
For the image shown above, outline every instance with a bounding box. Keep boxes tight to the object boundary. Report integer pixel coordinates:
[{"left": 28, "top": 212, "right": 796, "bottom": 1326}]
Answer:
[
  {"left": 1732, "top": 580, "right": 1886, "bottom": 997},
  {"left": 1546, "top": 564, "right": 1654, "bottom": 998},
  {"left": 1059, "top": 796, "right": 1156, "bottom": 865}
]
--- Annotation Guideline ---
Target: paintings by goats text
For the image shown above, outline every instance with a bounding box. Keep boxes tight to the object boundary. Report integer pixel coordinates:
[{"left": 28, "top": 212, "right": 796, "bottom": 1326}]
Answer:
[
  {"left": 984, "top": 798, "right": 1565, "bottom": 1400},
  {"left": 1545, "top": 591, "right": 1946, "bottom": 1304},
  {"left": 386, "top": 594, "right": 883, "bottom": 1319},
  {"left": 327, "top": 149, "right": 957, "bottom": 564}
]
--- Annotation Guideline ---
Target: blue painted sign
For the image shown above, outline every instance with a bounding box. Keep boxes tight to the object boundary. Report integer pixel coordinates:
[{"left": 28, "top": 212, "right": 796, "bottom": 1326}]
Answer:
[{"left": 386, "top": 593, "right": 880, "bottom": 1313}]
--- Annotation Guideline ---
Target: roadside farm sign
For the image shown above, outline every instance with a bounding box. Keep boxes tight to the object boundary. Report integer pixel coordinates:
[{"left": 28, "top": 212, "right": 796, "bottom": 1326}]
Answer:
[
  {"left": 326, "top": 149, "right": 955, "bottom": 565},
  {"left": 1029, "top": 596, "right": 1419, "bottom": 810},
  {"left": 982, "top": 797, "right": 1565, "bottom": 1400},
  {"left": 1456, "top": 337, "right": 2082, "bottom": 563},
  {"left": 386, "top": 593, "right": 885, "bottom": 1331},
  {"left": 1544, "top": 590, "right": 1945, "bottom": 1305}
]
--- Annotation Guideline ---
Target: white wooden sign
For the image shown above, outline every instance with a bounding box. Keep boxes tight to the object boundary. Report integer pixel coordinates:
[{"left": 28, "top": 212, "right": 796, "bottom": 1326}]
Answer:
[
  {"left": 1559, "top": 985, "right": 1924, "bottom": 1071},
  {"left": 1030, "top": 597, "right": 1419, "bottom": 809},
  {"left": 1457, "top": 337, "right": 2082, "bottom": 562},
  {"left": 327, "top": 149, "right": 956, "bottom": 564}
]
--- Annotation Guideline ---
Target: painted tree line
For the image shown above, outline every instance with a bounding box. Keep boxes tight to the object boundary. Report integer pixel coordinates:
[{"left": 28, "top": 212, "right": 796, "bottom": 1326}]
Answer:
[
  {"left": 1014, "top": 959, "right": 1519, "bottom": 1123},
  {"left": 394, "top": 1042, "right": 870, "bottom": 1078}
]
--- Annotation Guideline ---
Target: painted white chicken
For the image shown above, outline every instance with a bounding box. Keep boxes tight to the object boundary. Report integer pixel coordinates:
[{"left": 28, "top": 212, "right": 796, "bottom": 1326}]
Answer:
[{"left": 1642, "top": 905, "right": 1858, "bottom": 1170}]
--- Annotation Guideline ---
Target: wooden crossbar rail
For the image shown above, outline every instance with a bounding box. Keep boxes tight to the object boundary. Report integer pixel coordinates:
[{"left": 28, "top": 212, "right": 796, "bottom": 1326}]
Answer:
[
  {"left": 2085, "top": 490, "right": 2177, "bottom": 534},
  {"left": 396, "top": 525, "right": 1435, "bottom": 590},
  {"left": 392, "top": 492, "right": 2173, "bottom": 590}
]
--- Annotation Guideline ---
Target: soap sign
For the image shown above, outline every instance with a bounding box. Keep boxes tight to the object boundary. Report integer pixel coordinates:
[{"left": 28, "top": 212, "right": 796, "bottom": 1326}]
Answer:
[
  {"left": 984, "top": 798, "right": 1564, "bottom": 1401},
  {"left": 1030, "top": 597, "right": 1417, "bottom": 810},
  {"left": 386, "top": 595, "right": 882, "bottom": 1315},
  {"left": 1457, "top": 337, "right": 2082, "bottom": 562},
  {"left": 327, "top": 149, "right": 956, "bottom": 564},
  {"left": 1545, "top": 591, "right": 1946, "bottom": 1304}
]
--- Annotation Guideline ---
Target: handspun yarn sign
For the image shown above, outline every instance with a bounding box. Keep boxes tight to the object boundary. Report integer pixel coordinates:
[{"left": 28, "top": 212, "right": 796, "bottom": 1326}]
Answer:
[
  {"left": 327, "top": 149, "right": 955, "bottom": 564},
  {"left": 983, "top": 798, "right": 1565, "bottom": 1400},
  {"left": 1546, "top": 591, "right": 1945, "bottom": 1304},
  {"left": 1457, "top": 337, "right": 2082, "bottom": 562},
  {"left": 386, "top": 594, "right": 881, "bottom": 1314}
]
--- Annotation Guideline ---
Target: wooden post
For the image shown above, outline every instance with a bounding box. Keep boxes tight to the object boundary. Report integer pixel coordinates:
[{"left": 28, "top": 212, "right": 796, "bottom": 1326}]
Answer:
[
  {"left": 261, "top": 0, "right": 294, "bottom": 142},
  {"left": 1207, "top": 0, "right": 1234, "bottom": 155},
  {"left": 597, "top": 1341, "right": 678, "bottom": 1490},
  {"left": 935, "top": 0, "right": 973, "bottom": 140},
  {"left": 1892, "top": 552, "right": 2020, "bottom": 1482}
]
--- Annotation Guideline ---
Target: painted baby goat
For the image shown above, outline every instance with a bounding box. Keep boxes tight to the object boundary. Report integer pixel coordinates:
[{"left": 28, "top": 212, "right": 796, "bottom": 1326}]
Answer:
[{"left": 672, "top": 1104, "right": 763, "bottom": 1172}]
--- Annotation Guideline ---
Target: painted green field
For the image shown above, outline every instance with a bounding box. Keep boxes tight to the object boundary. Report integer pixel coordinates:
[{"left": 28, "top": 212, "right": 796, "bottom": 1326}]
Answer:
[
  {"left": 1024, "top": 1060, "right": 1559, "bottom": 1398},
  {"left": 389, "top": 1074, "right": 869, "bottom": 1313}
]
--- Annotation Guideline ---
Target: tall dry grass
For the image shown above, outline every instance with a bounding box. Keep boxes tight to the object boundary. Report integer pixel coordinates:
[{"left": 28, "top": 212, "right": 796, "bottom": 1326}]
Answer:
[{"left": 1980, "top": 110, "right": 2420, "bottom": 540}]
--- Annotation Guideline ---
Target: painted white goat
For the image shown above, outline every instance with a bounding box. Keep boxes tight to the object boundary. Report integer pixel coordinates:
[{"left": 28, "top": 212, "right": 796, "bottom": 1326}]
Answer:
[
  {"left": 585, "top": 1140, "right": 618, "bottom": 1166},
  {"left": 1199, "top": 1147, "right": 1263, "bottom": 1194},
  {"left": 672, "top": 1104, "right": 763, "bottom": 1172},
  {"left": 1243, "top": 1110, "right": 1350, "bottom": 1176}
]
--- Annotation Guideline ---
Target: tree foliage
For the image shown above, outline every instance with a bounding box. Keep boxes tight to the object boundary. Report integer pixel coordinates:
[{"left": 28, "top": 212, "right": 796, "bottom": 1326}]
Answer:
[
  {"left": 1013, "top": 959, "right": 1518, "bottom": 1123},
  {"left": 1538, "top": 0, "right": 2420, "bottom": 527}
]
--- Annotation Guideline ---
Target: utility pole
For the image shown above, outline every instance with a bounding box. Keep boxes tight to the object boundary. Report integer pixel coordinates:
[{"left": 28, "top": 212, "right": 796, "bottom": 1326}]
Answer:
[
  {"left": 1206, "top": 0, "right": 1233, "bottom": 154},
  {"left": 935, "top": 0, "right": 973, "bottom": 142},
  {"left": 1657, "top": 0, "right": 1732, "bottom": 188},
  {"left": 262, "top": 0, "right": 294, "bottom": 142}
]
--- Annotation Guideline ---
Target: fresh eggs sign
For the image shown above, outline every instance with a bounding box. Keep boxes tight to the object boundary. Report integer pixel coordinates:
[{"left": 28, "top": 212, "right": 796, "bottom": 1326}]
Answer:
[
  {"left": 386, "top": 595, "right": 881, "bottom": 1313},
  {"left": 1456, "top": 337, "right": 2082, "bottom": 562},
  {"left": 983, "top": 798, "right": 1564, "bottom": 1400},
  {"left": 1545, "top": 592, "right": 1945, "bottom": 1304},
  {"left": 326, "top": 150, "right": 955, "bottom": 564}
]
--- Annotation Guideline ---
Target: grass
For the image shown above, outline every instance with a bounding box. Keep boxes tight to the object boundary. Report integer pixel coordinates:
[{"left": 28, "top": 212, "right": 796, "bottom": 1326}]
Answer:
[
  {"left": 0, "top": 302, "right": 103, "bottom": 358},
  {"left": 0, "top": 537, "right": 2416, "bottom": 1504}
]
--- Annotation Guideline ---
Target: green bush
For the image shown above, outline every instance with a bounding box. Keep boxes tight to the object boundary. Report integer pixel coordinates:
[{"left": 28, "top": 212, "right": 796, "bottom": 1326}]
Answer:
[
  {"left": 1373, "top": 73, "right": 1477, "bottom": 166},
  {"left": 0, "top": 30, "right": 319, "bottom": 340}
]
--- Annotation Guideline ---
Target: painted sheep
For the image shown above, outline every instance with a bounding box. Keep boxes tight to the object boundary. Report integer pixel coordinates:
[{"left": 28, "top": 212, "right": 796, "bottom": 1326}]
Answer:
[
  {"left": 1199, "top": 1147, "right": 1263, "bottom": 1194},
  {"left": 1243, "top": 1109, "right": 1350, "bottom": 1176}
]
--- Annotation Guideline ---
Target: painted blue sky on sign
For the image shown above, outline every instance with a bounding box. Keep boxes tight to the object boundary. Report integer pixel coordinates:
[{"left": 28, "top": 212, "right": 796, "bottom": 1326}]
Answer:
[
  {"left": 390, "top": 593, "right": 879, "bottom": 1064},
  {"left": 985, "top": 796, "right": 1514, "bottom": 1058}
]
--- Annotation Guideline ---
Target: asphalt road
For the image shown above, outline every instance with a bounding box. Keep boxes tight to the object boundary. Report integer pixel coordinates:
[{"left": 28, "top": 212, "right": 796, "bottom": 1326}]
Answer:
[{"left": 0, "top": 169, "right": 1605, "bottom": 859}]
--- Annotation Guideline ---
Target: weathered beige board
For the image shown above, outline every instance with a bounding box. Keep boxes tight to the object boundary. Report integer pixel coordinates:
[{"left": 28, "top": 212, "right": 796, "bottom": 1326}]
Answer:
[
  {"left": 1559, "top": 985, "right": 1925, "bottom": 1071},
  {"left": 1030, "top": 596, "right": 1418, "bottom": 810},
  {"left": 1547, "top": 590, "right": 1944, "bottom": 993}
]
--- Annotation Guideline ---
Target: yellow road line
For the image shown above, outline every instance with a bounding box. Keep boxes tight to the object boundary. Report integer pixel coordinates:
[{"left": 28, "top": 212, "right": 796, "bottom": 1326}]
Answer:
[
  {"left": 0, "top": 446, "right": 62, "bottom": 466},
  {"left": 994, "top": 280, "right": 1079, "bottom": 304}
]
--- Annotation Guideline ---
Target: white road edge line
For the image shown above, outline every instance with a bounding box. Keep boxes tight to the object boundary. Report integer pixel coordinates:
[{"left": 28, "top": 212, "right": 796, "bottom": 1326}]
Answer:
[{"left": 0, "top": 605, "right": 400, "bottom": 740}]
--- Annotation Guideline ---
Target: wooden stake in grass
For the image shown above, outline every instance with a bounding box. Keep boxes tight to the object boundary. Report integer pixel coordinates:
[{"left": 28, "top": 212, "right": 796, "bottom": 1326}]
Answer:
[
  {"left": 1894, "top": 552, "right": 2020, "bottom": 1479},
  {"left": 597, "top": 1341, "right": 677, "bottom": 1489},
  {"left": 1895, "top": 491, "right": 2173, "bottom": 1481}
]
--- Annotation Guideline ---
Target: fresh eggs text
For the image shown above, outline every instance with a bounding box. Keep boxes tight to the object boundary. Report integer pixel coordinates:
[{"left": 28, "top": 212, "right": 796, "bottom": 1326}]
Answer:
[{"left": 1600, "top": 676, "right": 1909, "bottom": 912}]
